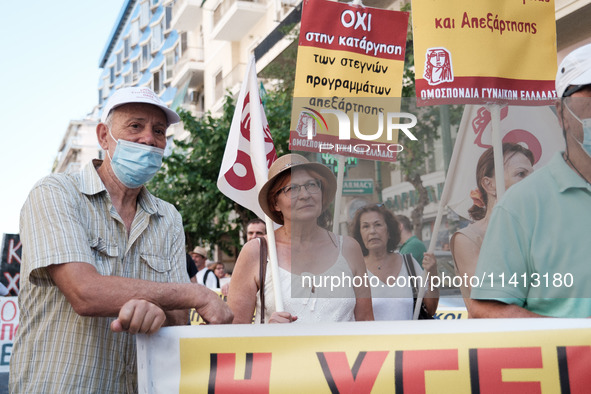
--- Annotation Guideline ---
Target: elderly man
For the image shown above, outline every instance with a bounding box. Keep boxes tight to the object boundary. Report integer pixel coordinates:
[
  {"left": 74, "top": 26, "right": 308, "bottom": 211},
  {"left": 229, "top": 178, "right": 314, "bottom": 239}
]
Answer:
[
  {"left": 470, "top": 45, "right": 591, "bottom": 318},
  {"left": 10, "top": 87, "right": 232, "bottom": 393}
]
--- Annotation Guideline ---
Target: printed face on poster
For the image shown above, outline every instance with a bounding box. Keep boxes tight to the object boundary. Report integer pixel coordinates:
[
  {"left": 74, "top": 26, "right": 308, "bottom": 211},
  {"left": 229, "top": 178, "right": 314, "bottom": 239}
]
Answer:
[
  {"left": 412, "top": 0, "right": 557, "bottom": 104},
  {"left": 290, "top": 0, "right": 409, "bottom": 162}
]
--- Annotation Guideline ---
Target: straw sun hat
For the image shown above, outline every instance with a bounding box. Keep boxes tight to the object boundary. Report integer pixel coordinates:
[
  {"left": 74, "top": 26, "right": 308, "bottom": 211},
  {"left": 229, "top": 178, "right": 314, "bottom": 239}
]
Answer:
[{"left": 258, "top": 154, "right": 337, "bottom": 225}]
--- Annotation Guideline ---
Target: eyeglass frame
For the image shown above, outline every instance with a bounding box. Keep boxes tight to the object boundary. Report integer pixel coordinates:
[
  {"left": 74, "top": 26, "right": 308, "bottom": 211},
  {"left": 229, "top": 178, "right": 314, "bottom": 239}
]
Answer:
[{"left": 276, "top": 179, "right": 322, "bottom": 199}]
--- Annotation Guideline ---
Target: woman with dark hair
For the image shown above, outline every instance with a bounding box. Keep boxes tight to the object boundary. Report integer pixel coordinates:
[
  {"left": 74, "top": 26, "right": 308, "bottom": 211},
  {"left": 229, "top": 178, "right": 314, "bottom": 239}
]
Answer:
[
  {"left": 228, "top": 154, "right": 373, "bottom": 324},
  {"left": 450, "top": 143, "right": 534, "bottom": 313},
  {"left": 351, "top": 204, "right": 438, "bottom": 320}
]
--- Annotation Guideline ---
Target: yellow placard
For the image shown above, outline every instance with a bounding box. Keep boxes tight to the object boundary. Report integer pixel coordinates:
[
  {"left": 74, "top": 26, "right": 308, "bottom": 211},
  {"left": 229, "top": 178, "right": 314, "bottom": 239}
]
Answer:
[{"left": 412, "top": 0, "right": 557, "bottom": 103}]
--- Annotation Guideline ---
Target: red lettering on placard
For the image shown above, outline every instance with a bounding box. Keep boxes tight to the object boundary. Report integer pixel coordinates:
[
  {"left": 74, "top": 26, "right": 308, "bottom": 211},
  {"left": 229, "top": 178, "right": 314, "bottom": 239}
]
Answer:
[
  {"left": 3, "top": 273, "right": 19, "bottom": 295},
  {"left": 0, "top": 300, "right": 17, "bottom": 322},
  {"left": 395, "top": 349, "right": 458, "bottom": 394},
  {"left": 557, "top": 346, "right": 591, "bottom": 394},
  {"left": 208, "top": 353, "right": 272, "bottom": 394},
  {"left": 474, "top": 347, "right": 542, "bottom": 394},
  {"left": 7, "top": 239, "right": 21, "bottom": 264},
  {"left": 317, "top": 351, "right": 388, "bottom": 394},
  {"left": 0, "top": 324, "right": 15, "bottom": 341}
]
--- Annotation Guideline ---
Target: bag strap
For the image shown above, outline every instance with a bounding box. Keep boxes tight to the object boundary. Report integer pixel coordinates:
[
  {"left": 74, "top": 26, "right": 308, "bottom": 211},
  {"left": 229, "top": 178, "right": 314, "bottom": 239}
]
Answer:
[
  {"left": 203, "top": 269, "right": 220, "bottom": 288},
  {"left": 402, "top": 253, "right": 419, "bottom": 314},
  {"left": 258, "top": 237, "right": 268, "bottom": 324},
  {"left": 402, "top": 253, "right": 418, "bottom": 298}
]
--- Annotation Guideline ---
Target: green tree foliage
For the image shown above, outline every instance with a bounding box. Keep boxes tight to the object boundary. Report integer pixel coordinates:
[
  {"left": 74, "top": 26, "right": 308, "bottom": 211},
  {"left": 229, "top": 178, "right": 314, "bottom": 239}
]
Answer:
[
  {"left": 396, "top": 1, "right": 463, "bottom": 239},
  {"left": 149, "top": 86, "right": 292, "bottom": 253}
]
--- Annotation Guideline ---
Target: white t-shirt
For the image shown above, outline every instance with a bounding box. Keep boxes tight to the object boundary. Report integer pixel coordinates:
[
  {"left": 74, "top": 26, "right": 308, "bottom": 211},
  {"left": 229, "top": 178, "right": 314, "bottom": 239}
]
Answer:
[{"left": 196, "top": 268, "right": 219, "bottom": 289}]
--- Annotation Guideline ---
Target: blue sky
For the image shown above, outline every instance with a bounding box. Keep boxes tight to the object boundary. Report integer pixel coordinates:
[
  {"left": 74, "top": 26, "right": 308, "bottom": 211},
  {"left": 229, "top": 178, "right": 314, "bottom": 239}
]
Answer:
[{"left": 0, "top": 0, "right": 124, "bottom": 234}]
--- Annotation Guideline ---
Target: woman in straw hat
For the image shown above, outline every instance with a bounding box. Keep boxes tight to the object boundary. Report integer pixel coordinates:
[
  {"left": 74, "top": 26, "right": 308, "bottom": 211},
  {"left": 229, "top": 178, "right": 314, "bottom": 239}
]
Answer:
[{"left": 228, "top": 154, "right": 373, "bottom": 323}]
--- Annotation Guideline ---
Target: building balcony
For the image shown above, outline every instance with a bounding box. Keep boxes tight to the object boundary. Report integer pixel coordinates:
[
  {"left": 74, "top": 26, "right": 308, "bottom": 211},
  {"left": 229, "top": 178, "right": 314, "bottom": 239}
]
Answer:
[
  {"left": 556, "top": 0, "right": 591, "bottom": 19},
  {"left": 171, "top": 46, "right": 205, "bottom": 88},
  {"left": 211, "top": 0, "right": 267, "bottom": 42},
  {"left": 171, "top": 0, "right": 203, "bottom": 31}
]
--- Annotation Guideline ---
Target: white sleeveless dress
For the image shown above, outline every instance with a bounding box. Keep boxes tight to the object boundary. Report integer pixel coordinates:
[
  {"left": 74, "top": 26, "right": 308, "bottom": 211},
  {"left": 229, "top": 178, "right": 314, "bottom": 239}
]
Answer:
[
  {"left": 255, "top": 235, "right": 356, "bottom": 323},
  {"left": 369, "top": 256, "right": 423, "bottom": 320}
]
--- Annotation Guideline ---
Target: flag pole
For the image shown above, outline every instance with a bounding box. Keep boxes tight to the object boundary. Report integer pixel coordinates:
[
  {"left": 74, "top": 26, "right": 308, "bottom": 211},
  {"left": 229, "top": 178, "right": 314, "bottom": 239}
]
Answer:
[
  {"left": 412, "top": 106, "right": 471, "bottom": 320},
  {"left": 489, "top": 104, "right": 506, "bottom": 199},
  {"left": 246, "top": 56, "right": 284, "bottom": 312},
  {"left": 332, "top": 154, "right": 346, "bottom": 235},
  {"left": 264, "top": 216, "right": 284, "bottom": 311}
]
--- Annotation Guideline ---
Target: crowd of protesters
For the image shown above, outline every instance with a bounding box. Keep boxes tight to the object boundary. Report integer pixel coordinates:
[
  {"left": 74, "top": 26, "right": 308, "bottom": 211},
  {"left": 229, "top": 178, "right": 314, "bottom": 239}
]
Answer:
[{"left": 8, "top": 43, "right": 591, "bottom": 392}]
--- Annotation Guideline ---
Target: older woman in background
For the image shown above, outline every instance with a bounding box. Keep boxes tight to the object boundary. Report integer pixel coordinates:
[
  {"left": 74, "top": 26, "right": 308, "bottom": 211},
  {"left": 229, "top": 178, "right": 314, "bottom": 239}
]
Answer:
[{"left": 351, "top": 204, "right": 438, "bottom": 320}]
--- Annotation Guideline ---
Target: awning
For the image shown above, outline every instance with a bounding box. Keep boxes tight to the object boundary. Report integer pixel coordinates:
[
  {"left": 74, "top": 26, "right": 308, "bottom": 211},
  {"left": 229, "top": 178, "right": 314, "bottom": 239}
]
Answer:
[
  {"left": 138, "top": 70, "right": 152, "bottom": 86},
  {"left": 122, "top": 23, "right": 131, "bottom": 38},
  {"left": 139, "top": 27, "right": 151, "bottom": 46},
  {"left": 114, "top": 40, "right": 123, "bottom": 53},
  {"left": 114, "top": 75, "right": 124, "bottom": 89},
  {"left": 149, "top": 52, "right": 164, "bottom": 72},
  {"left": 121, "top": 62, "right": 132, "bottom": 76},
  {"left": 159, "top": 86, "right": 177, "bottom": 106},
  {"left": 130, "top": 46, "right": 140, "bottom": 61},
  {"left": 171, "top": 79, "right": 191, "bottom": 110},
  {"left": 130, "top": 3, "right": 140, "bottom": 21},
  {"left": 149, "top": 6, "right": 164, "bottom": 26},
  {"left": 162, "top": 30, "right": 179, "bottom": 53}
]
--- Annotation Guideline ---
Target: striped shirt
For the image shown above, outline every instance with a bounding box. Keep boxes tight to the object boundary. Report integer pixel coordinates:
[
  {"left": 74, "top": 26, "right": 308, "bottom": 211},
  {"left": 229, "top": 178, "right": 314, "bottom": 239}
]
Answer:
[{"left": 10, "top": 160, "right": 188, "bottom": 393}]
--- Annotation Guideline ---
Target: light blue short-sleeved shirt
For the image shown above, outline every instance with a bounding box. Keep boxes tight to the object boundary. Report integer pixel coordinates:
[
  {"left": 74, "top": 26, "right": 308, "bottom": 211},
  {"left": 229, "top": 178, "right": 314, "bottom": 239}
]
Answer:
[{"left": 471, "top": 152, "right": 591, "bottom": 317}]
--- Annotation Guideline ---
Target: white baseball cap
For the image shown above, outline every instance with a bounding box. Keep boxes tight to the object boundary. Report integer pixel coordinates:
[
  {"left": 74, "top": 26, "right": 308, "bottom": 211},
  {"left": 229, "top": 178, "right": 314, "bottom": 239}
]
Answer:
[
  {"left": 100, "top": 87, "right": 181, "bottom": 125},
  {"left": 556, "top": 44, "right": 591, "bottom": 98}
]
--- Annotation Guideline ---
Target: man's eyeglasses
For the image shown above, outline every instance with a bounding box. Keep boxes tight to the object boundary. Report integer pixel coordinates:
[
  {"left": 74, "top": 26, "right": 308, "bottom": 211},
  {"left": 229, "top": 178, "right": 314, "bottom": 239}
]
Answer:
[{"left": 277, "top": 180, "right": 321, "bottom": 199}]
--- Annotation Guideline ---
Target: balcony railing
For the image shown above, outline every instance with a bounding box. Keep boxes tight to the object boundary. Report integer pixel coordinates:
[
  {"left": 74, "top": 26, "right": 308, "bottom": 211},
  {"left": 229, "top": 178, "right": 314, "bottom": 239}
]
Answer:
[
  {"left": 212, "top": 0, "right": 267, "bottom": 41},
  {"left": 171, "top": 0, "right": 203, "bottom": 31}
]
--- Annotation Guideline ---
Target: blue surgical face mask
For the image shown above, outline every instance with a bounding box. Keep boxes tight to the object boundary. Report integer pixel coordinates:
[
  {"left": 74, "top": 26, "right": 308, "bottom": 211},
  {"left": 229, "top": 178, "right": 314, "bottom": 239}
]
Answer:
[
  {"left": 564, "top": 101, "right": 591, "bottom": 157},
  {"left": 107, "top": 129, "right": 164, "bottom": 188}
]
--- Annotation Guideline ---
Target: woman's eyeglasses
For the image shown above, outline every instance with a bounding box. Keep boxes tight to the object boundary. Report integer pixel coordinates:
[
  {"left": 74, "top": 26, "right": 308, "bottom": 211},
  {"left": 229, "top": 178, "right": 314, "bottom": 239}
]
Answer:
[{"left": 277, "top": 180, "right": 321, "bottom": 199}]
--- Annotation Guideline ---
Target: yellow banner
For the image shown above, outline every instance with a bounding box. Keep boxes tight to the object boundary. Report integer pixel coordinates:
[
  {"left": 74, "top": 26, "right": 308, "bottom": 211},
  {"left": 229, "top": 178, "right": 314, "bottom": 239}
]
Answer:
[
  {"left": 412, "top": 0, "right": 557, "bottom": 104},
  {"left": 137, "top": 320, "right": 591, "bottom": 393}
]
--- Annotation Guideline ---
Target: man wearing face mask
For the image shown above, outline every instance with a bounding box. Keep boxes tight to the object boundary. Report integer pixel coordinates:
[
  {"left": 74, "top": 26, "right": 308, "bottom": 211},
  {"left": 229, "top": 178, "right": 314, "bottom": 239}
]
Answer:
[
  {"left": 470, "top": 45, "right": 591, "bottom": 318},
  {"left": 10, "top": 87, "right": 233, "bottom": 393}
]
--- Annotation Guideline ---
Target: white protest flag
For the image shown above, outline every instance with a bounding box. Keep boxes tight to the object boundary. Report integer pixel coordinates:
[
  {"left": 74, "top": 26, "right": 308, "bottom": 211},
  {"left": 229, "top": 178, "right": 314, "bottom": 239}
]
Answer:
[
  {"left": 217, "top": 56, "right": 277, "bottom": 218},
  {"left": 443, "top": 104, "right": 565, "bottom": 220}
]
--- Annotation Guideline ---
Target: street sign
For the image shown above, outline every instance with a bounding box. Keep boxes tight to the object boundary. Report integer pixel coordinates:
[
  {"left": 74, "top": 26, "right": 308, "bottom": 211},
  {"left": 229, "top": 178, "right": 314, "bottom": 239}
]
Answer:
[{"left": 343, "top": 179, "right": 373, "bottom": 195}]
